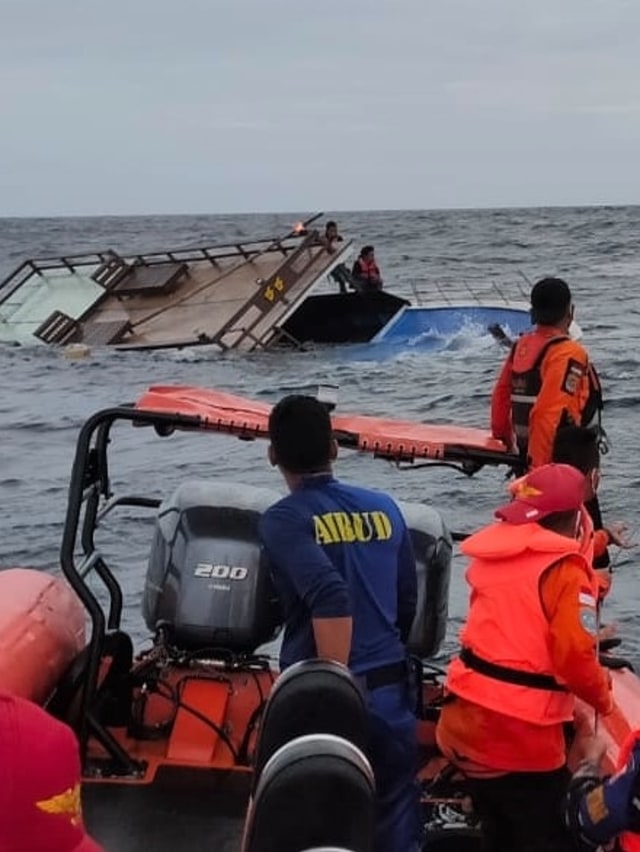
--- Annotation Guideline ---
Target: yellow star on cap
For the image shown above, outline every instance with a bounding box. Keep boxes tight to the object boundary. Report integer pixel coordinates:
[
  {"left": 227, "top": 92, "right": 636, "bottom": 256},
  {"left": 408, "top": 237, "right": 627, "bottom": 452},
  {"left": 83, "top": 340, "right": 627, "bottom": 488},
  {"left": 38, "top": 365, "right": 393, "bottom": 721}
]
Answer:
[
  {"left": 514, "top": 482, "right": 543, "bottom": 499},
  {"left": 36, "top": 783, "right": 82, "bottom": 826}
]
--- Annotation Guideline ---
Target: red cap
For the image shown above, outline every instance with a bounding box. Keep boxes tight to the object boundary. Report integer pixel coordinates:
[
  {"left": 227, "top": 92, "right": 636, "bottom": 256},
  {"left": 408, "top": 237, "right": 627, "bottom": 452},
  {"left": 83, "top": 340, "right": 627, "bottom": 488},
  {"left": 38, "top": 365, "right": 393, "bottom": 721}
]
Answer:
[
  {"left": 495, "top": 463, "right": 586, "bottom": 525},
  {"left": 0, "top": 691, "right": 104, "bottom": 852}
]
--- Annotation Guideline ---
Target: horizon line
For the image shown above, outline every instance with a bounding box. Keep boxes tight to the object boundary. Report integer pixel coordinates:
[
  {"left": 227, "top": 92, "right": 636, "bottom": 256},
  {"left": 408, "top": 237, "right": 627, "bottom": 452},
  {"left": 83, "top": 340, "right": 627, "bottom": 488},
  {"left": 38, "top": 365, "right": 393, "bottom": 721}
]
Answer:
[{"left": 0, "top": 200, "right": 639, "bottom": 220}]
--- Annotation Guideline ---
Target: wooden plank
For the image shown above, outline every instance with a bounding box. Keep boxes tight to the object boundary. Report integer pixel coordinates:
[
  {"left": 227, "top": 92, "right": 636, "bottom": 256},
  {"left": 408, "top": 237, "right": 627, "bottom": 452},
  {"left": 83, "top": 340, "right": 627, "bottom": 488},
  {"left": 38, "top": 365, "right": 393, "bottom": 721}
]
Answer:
[{"left": 212, "top": 231, "right": 320, "bottom": 350}]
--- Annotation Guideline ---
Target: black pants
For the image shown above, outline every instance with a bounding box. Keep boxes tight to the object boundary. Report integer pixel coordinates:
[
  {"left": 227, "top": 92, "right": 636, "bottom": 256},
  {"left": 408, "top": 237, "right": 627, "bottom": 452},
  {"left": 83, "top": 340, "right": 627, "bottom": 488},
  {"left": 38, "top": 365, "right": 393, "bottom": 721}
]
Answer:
[{"left": 467, "top": 766, "right": 573, "bottom": 852}]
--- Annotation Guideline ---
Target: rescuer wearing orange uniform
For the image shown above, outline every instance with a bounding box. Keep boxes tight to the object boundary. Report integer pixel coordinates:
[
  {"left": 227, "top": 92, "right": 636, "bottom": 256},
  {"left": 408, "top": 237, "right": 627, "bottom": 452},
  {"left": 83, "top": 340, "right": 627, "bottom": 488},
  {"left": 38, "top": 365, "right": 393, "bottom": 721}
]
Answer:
[
  {"left": 436, "top": 463, "right": 613, "bottom": 852},
  {"left": 491, "top": 276, "right": 608, "bottom": 569},
  {"left": 491, "top": 277, "right": 603, "bottom": 470}
]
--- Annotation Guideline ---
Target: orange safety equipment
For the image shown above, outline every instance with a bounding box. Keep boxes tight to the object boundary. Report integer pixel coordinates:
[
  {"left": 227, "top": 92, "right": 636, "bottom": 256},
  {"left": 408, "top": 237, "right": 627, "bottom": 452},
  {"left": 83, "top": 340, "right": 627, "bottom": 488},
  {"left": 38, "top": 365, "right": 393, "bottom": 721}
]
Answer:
[
  {"left": 491, "top": 329, "right": 603, "bottom": 468},
  {"left": 446, "top": 521, "right": 597, "bottom": 726},
  {"left": 355, "top": 257, "right": 381, "bottom": 281}
]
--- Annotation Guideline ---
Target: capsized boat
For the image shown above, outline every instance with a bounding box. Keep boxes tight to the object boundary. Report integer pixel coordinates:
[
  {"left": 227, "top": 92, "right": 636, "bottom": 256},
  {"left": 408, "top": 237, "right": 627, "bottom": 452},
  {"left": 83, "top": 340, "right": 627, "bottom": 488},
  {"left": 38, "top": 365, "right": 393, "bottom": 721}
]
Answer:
[
  {"left": 0, "top": 214, "right": 539, "bottom": 353},
  {"left": 0, "top": 215, "right": 405, "bottom": 351},
  {"left": 0, "top": 385, "right": 635, "bottom": 851}
]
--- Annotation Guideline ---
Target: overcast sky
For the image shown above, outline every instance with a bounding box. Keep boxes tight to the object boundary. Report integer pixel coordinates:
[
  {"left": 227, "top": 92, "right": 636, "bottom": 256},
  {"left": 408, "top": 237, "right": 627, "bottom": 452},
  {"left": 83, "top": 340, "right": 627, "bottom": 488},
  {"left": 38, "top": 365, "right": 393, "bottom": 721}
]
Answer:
[{"left": 1, "top": 0, "right": 639, "bottom": 216}]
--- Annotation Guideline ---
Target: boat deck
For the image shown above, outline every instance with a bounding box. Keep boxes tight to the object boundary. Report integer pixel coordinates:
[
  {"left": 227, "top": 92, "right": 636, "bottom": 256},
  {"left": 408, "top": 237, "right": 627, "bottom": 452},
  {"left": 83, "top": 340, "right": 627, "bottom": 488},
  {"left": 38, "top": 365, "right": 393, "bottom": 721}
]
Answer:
[{"left": 0, "top": 229, "right": 353, "bottom": 351}]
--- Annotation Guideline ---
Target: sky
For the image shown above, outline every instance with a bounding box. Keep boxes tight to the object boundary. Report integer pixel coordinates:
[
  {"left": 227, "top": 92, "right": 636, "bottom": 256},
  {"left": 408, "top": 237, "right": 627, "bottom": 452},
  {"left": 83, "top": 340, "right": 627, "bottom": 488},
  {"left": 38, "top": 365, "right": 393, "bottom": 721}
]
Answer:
[{"left": 1, "top": 0, "right": 640, "bottom": 216}]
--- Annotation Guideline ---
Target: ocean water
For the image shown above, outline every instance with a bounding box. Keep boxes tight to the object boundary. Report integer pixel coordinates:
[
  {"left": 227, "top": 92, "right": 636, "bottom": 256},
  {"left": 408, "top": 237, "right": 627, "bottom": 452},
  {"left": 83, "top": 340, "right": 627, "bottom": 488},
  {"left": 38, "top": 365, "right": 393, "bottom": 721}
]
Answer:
[{"left": 1, "top": 206, "right": 639, "bottom": 662}]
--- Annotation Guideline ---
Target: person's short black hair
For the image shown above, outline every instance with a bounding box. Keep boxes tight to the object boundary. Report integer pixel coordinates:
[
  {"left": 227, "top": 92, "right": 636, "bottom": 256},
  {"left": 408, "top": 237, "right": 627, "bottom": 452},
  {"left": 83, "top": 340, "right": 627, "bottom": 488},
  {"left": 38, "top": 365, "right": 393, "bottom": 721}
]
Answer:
[
  {"left": 326, "top": 220, "right": 337, "bottom": 230},
  {"left": 552, "top": 425, "right": 600, "bottom": 475},
  {"left": 530, "top": 277, "right": 572, "bottom": 325},
  {"left": 361, "top": 245, "right": 374, "bottom": 257},
  {"left": 268, "top": 395, "right": 333, "bottom": 474},
  {"left": 539, "top": 509, "right": 579, "bottom": 533}
]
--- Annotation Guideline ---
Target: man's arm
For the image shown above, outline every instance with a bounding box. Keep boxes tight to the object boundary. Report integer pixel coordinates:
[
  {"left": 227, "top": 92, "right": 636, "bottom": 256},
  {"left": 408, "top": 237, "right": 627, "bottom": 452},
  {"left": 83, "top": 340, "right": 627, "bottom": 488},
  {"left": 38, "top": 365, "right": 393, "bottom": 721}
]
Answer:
[
  {"left": 259, "top": 504, "right": 353, "bottom": 665},
  {"left": 540, "top": 556, "right": 613, "bottom": 714},
  {"left": 312, "top": 617, "right": 352, "bottom": 665},
  {"left": 490, "top": 353, "right": 515, "bottom": 448},
  {"left": 529, "top": 340, "right": 590, "bottom": 467}
]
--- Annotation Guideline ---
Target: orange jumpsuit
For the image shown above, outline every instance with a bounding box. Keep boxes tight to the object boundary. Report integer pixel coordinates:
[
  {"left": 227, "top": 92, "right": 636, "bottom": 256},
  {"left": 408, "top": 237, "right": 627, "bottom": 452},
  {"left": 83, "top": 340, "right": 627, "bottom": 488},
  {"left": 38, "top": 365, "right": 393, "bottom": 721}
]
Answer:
[{"left": 491, "top": 328, "right": 593, "bottom": 469}]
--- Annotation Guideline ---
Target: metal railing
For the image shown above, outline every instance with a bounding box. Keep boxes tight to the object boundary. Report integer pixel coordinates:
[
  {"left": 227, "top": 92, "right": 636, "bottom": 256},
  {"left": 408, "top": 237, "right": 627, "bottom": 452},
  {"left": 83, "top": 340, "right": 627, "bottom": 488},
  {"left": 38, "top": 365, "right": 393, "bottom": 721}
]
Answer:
[
  {"left": 409, "top": 278, "right": 530, "bottom": 306},
  {"left": 0, "top": 236, "right": 308, "bottom": 308}
]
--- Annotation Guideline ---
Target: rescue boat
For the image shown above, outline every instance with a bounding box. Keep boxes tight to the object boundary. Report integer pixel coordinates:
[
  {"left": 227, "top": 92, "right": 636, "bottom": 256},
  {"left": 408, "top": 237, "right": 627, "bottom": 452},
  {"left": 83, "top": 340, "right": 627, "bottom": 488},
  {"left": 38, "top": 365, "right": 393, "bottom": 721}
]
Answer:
[{"left": 0, "top": 385, "right": 636, "bottom": 851}]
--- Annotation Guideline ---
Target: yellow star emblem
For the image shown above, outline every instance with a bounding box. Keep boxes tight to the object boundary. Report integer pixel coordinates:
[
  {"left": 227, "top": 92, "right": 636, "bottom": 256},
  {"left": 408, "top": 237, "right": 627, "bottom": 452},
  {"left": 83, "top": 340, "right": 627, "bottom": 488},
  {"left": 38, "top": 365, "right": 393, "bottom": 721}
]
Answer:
[
  {"left": 35, "top": 783, "right": 82, "bottom": 826},
  {"left": 513, "top": 482, "right": 543, "bottom": 499}
]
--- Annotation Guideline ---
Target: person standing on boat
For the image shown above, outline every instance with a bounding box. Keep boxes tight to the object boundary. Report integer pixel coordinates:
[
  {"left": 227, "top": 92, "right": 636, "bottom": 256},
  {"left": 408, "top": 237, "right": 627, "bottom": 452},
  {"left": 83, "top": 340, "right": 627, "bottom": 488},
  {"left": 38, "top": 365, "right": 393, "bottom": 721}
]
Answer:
[
  {"left": 259, "top": 394, "right": 420, "bottom": 852},
  {"left": 491, "top": 277, "right": 603, "bottom": 469},
  {"left": 490, "top": 276, "right": 608, "bottom": 566},
  {"left": 0, "top": 690, "right": 105, "bottom": 851},
  {"left": 436, "top": 463, "right": 614, "bottom": 852},
  {"left": 352, "top": 246, "right": 384, "bottom": 292}
]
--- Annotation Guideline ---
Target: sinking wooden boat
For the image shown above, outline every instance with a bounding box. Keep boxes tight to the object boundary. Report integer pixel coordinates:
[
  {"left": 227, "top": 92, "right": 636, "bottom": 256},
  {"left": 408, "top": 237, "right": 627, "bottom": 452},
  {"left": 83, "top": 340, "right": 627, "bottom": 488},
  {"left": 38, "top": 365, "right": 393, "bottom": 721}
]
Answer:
[
  {"left": 0, "top": 217, "right": 407, "bottom": 352},
  {"left": 0, "top": 215, "right": 541, "bottom": 354}
]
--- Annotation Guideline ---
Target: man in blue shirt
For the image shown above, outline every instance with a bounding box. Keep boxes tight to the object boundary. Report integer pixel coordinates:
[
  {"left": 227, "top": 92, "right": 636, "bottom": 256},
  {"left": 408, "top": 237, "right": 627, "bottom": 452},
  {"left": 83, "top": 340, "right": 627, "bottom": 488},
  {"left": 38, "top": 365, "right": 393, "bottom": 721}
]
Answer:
[{"left": 259, "top": 394, "right": 420, "bottom": 852}]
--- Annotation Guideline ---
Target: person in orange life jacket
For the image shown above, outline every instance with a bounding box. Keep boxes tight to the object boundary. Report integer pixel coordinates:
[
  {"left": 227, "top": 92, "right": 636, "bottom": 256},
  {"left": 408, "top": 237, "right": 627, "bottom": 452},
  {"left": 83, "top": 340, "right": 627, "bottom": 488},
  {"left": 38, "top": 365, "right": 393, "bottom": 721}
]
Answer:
[
  {"left": 551, "top": 425, "right": 633, "bottom": 602},
  {"left": 491, "top": 276, "right": 604, "bottom": 470},
  {"left": 436, "top": 463, "right": 613, "bottom": 852},
  {"left": 258, "top": 395, "right": 420, "bottom": 852},
  {"left": 564, "top": 729, "right": 640, "bottom": 850},
  {"left": 0, "top": 690, "right": 105, "bottom": 852},
  {"left": 352, "top": 246, "right": 383, "bottom": 292},
  {"left": 491, "top": 276, "right": 608, "bottom": 570}
]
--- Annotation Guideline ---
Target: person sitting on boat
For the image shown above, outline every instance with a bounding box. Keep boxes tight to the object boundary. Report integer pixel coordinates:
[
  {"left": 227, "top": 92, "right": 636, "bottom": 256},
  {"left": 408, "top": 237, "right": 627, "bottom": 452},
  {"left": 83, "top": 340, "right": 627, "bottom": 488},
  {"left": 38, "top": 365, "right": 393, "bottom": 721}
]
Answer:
[
  {"left": 565, "top": 729, "right": 640, "bottom": 851},
  {"left": 320, "top": 220, "right": 344, "bottom": 253},
  {"left": 258, "top": 394, "right": 420, "bottom": 852},
  {"left": 435, "top": 463, "right": 614, "bottom": 852},
  {"left": 0, "top": 690, "right": 104, "bottom": 851},
  {"left": 490, "top": 276, "right": 608, "bottom": 568},
  {"left": 352, "top": 246, "right": 383, "bottom": 292}
]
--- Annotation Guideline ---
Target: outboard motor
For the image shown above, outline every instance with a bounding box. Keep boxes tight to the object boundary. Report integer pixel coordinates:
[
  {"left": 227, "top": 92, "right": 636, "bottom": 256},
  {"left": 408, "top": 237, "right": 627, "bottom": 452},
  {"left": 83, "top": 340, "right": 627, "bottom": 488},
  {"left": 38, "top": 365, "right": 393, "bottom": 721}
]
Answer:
[
  {"left": 398, "top": 500, "right": 452, "bottom": 659},
  {"left": 142, "top": 480, "right": 283, "bottom": 653}
]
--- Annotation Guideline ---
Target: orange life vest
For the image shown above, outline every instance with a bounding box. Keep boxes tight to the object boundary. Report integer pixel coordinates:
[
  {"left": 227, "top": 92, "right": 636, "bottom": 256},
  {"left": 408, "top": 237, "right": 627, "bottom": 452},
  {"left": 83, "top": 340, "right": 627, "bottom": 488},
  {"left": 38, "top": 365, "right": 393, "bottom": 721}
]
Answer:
[
  {"left": 356, "top": 258, "right": 380, "bottom": 280},
  {"left": 617, "top": 731, "right": 640, "bottom": 851},
  {"left": 446, "top": 522, "right": 595, "bottom": 726},
  {"left": 508, "top": 331, "right": 603, "bottom": 460}
]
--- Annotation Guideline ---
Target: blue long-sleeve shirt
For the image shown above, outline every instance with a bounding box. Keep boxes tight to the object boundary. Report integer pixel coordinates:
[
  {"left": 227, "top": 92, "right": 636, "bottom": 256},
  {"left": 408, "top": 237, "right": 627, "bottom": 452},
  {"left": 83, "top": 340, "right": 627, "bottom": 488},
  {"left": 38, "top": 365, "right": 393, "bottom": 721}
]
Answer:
[{"left": 258, "top": 475, "right": 418, "bottom": 674}]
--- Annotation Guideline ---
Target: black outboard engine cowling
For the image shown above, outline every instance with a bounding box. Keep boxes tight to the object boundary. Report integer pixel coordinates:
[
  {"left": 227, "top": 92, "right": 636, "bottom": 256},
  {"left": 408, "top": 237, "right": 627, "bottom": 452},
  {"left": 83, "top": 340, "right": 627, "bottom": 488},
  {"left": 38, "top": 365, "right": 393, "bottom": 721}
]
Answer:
[
  {"left": 397, "top": 500, "right": 452, "bottom": 659},
  {"left": 143, "top": 481, "right": 283, "bottom": 653}
]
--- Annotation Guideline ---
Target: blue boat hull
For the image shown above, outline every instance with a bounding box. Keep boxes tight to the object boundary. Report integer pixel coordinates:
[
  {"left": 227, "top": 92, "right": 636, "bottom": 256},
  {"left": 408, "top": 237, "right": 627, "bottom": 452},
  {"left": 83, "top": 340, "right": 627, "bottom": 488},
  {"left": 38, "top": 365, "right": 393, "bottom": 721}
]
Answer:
[{"left": 372, "top": 304, "right": 532, "bottom": 344}]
